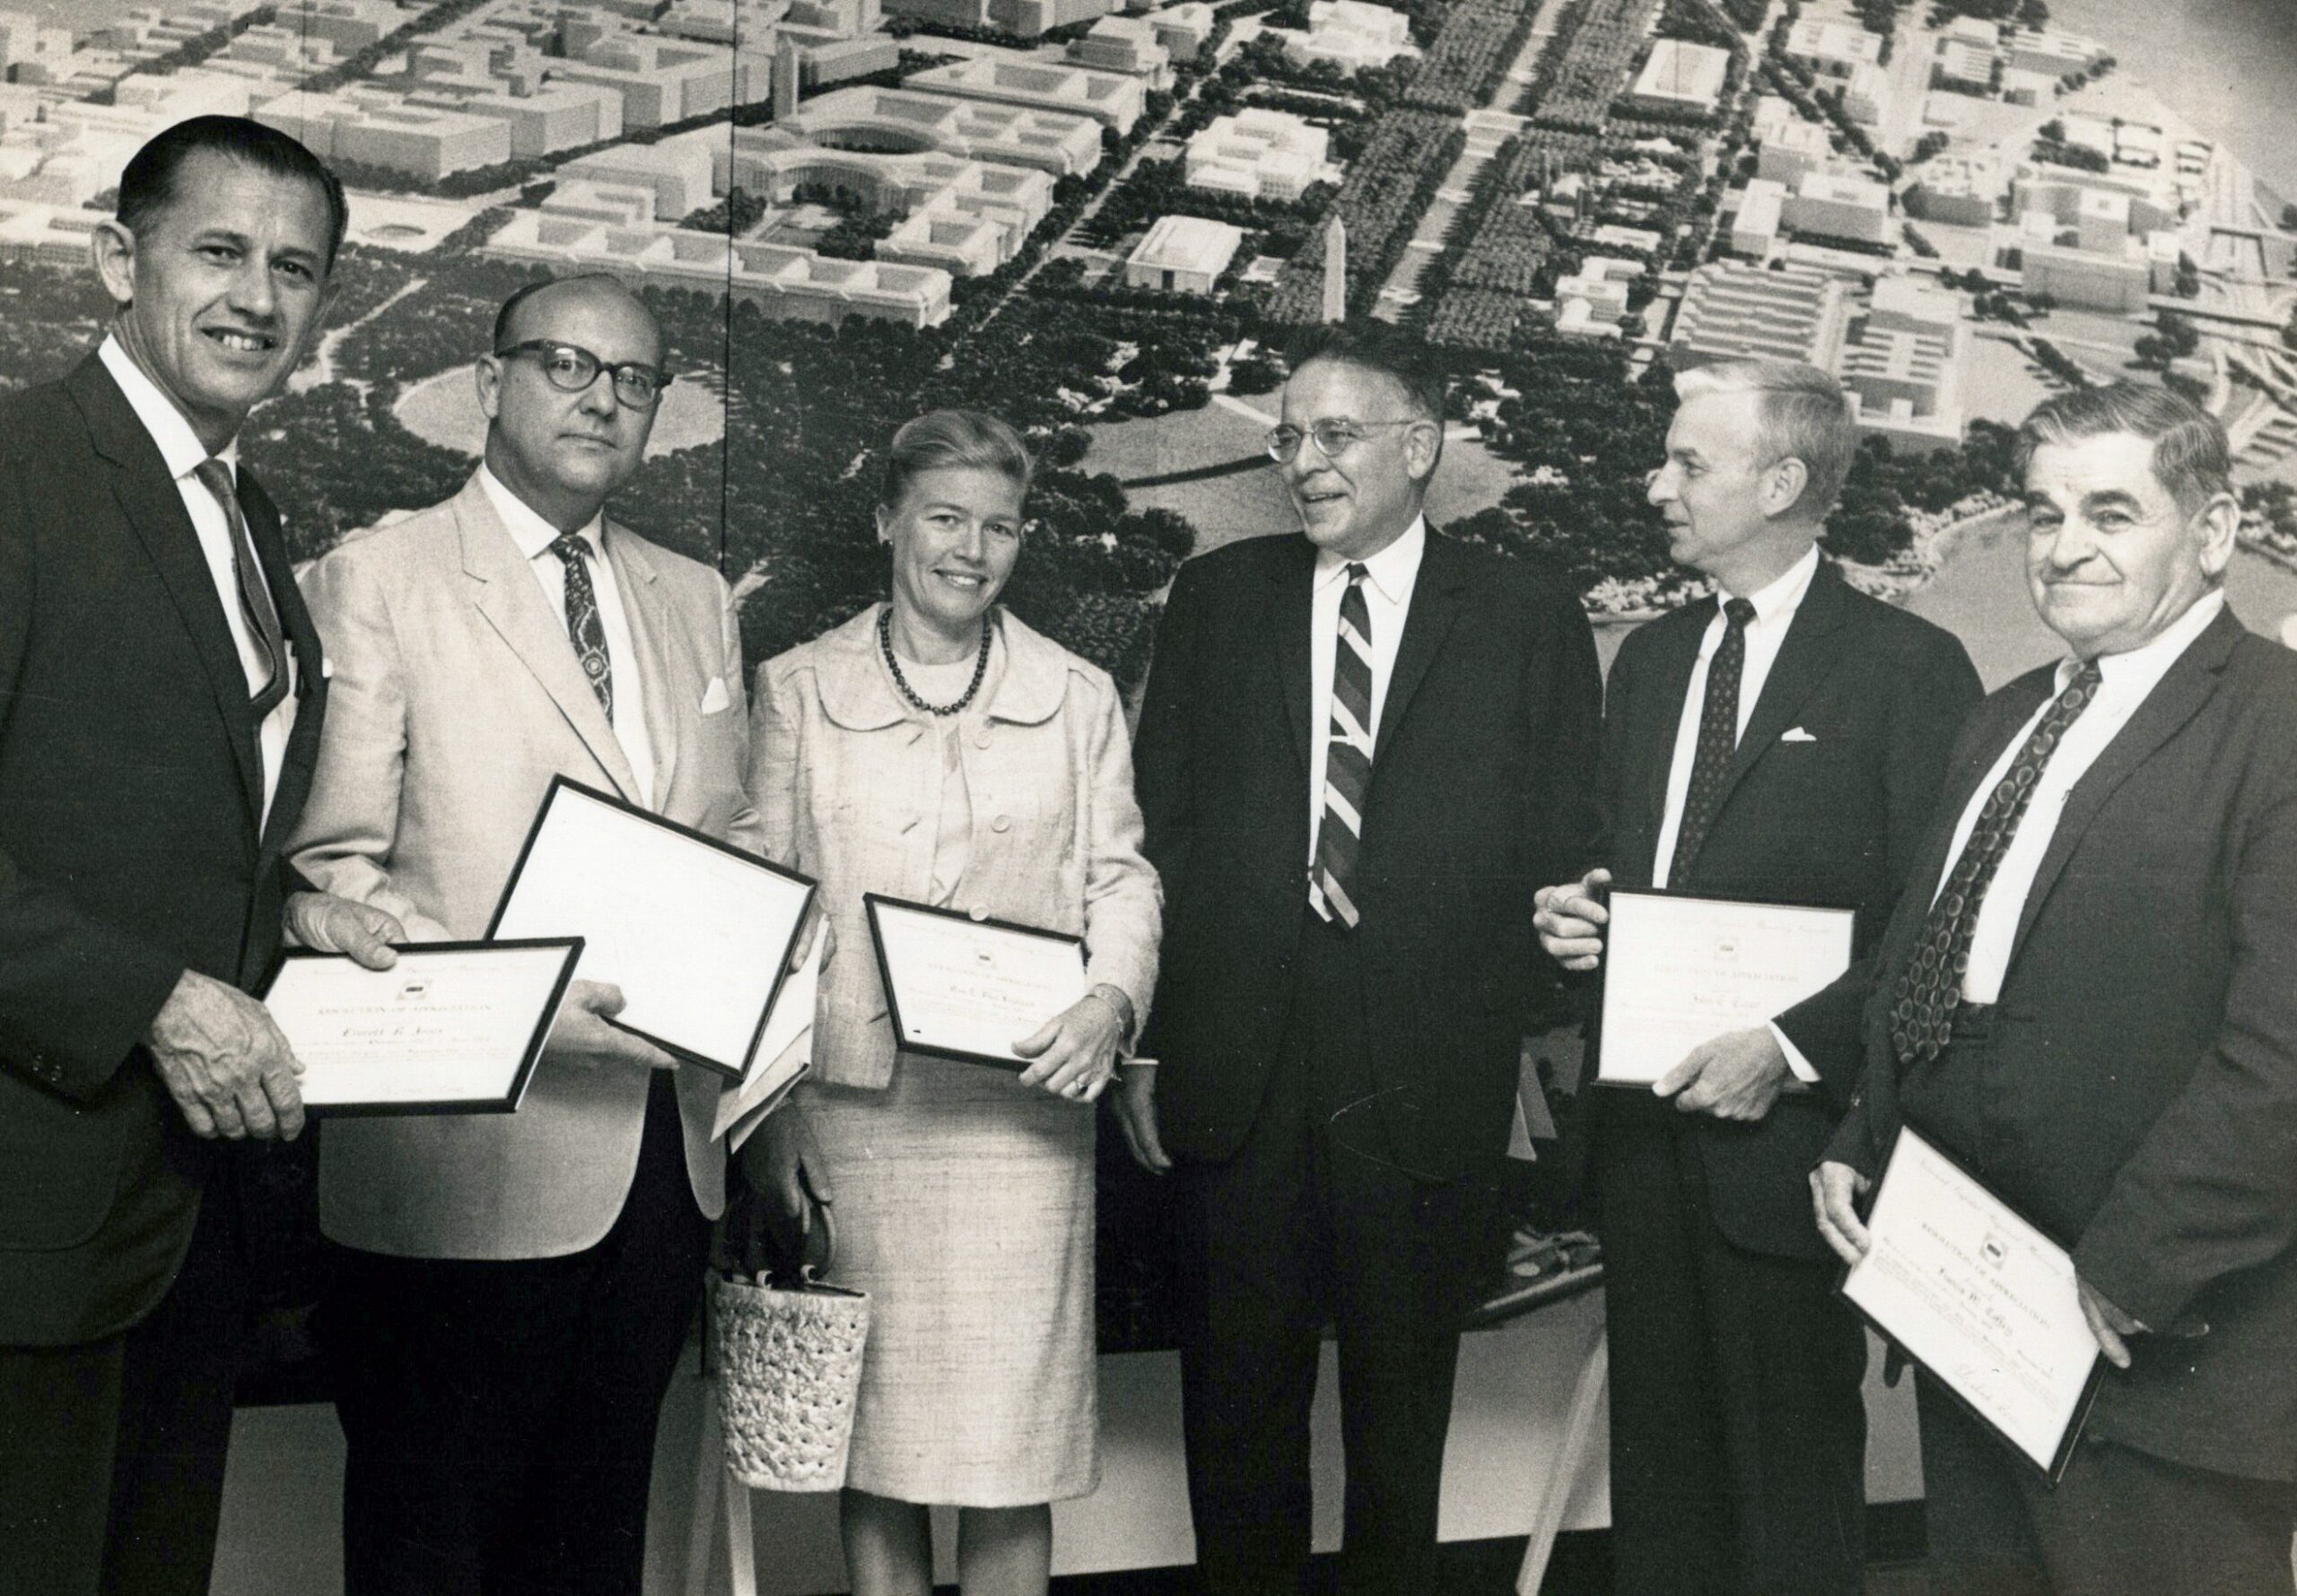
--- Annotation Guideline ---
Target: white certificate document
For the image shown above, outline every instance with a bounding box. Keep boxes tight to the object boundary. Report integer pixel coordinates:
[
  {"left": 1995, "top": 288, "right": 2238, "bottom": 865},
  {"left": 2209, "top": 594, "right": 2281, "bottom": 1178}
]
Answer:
[
  {"left": 264, "top": 940, "right": 580, "bottom": 1114},
  {"left": 1597, "top": 890, "right": 1855, "bottom": 1086},
  {"left": 866, "top": 894, "right": 1087, "bottom": 1069},
  {"left": 490, "top": 778, "right": 815, "bottom": 1079},
  {"left": 1842, "top": 1125, "right": 2103, "bottom": 1478}
]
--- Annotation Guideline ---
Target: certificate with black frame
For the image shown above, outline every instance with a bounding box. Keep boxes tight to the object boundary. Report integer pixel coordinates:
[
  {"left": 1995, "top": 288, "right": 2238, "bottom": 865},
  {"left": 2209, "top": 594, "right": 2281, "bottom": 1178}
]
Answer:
[
  {"left": 261, "top": 938, "right": 581, "bottom": 1115},
  {"left": 1594, "top": 887, "right": 1856, "bottom": 1088},
  {"left": 1840, "top": 1122, "right": 2106, "bottom": 1483},
  {"left": 864, "top": 894, "right": 1087, "bottom": 1071},
  {"left": 487, "top": 777, "right": 817, "bottom": 1081}
]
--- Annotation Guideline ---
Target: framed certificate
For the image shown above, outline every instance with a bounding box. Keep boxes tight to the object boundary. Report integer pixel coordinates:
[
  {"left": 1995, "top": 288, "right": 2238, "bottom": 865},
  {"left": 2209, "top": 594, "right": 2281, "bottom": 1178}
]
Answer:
[
  {"left": 261, "top": 939, "right": 581, "bottom": 1116},
  {"left": 488, "top": 777, "right": 817, "bottom": 1081},
  {"left": 864, "top": 894, "right": 1087, "bottom": 1070},
  {"left": 1595, "top": 887, "right": 1855, "bottom": 1087},
  {"left": 1841, "top": 1123, "right": 2106, "bottom": 1482}
]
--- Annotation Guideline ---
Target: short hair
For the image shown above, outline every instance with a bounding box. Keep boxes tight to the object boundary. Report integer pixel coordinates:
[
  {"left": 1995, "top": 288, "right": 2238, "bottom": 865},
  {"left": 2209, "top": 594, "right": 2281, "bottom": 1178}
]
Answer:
[
  {"left": 491, "top": 272, "right": 653, "bottom": 353},
  {"left": 2014, "top": 380, "right": 2232, "bottom": 513},
  {"left": 118, "top": 116, "right": 349, "bottom": 269},
  {"left": 880, "top": 410, "right": 1035, "bottom": 509},
  {"left": 1283, "top": 321, "right": 1446, "bottom": 431},
  {"left": 1673, "top": 357, "right": 1857, "bottom": 514}
]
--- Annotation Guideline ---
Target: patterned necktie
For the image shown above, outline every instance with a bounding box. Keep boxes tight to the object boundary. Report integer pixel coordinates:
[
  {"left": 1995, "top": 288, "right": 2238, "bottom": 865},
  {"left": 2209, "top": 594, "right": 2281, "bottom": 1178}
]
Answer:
[
  {"left": 1667, "top": 597, "right": 1756, "bottom": 888},
  {"left": 1310, "top": 562, "right": 1374, "bottom": 929},
  {"left": 1891, "top": 658, "right": 2104, "bottom": 1063},
  {"left": 547, "top": 531, "right": 614, "bottom": 720},
  {"left": 191, "top": 458, "right": 287, "bottom": 720}
]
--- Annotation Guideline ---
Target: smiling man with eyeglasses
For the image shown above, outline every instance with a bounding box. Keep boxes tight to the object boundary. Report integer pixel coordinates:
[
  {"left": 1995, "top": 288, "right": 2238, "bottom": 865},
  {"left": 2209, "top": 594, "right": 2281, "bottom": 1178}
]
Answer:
[
  {"left": 286, "top": 272, "right": 761, "bottom": 1595},
  {"left": 1133, "top": 323, "right": 1604, "bottom": 1594}
]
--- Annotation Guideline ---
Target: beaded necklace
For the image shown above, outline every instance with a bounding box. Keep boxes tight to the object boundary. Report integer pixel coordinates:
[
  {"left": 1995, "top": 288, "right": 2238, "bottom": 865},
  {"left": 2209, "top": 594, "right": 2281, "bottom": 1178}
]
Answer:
[{"left": 878, "top": 606, "right": 993, "bottom": 716}]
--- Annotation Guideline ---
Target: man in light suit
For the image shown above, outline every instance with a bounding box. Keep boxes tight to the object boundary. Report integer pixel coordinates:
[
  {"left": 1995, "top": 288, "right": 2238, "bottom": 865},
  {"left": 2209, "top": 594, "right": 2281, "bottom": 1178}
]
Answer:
[
  {"left": 1132, "top": 324, "right": 1604, "bottom": 1593},
  {"left": 291, "top": 275, "right": 760, "bottom": 1596},
  {"left": 0, "top": 117, "right": 400, "bottom": 1596},
  {"left": 1534, "top": 360, "right": 1980, "bottom": 1596},
  {"left": 1816, "top": 383, "right": 2297, "bottom": 1595}
]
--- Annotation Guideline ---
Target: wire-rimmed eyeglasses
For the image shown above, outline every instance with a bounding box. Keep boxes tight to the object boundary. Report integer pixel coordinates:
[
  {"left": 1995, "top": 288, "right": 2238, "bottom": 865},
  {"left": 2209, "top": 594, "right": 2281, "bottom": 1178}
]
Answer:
[
  {"left": 1265, "top": 418, "right": 1419, "bottom": 464},
  {"left": 494, "top": 340, "right": 672, "bottom": 410}
]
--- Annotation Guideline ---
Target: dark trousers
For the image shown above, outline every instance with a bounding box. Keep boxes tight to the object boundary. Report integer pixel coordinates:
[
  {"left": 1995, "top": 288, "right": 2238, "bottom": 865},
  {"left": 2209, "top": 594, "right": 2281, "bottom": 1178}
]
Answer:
[
  {"left": 1178, "top": 915, "right": 1493, "bottom": 1596},
  {"left": 322, "top": 1072, "right": 712, "bottom": 1596},
  {"left": 1918, "top": 1375, "right": 2297, "bottom": 1596},
  {"left": 1596, "top": 1102, "right": 1868, "bottom": 1596},
  {"left": 0, "top": 1165, "right": 249, "bottom": 1596}
]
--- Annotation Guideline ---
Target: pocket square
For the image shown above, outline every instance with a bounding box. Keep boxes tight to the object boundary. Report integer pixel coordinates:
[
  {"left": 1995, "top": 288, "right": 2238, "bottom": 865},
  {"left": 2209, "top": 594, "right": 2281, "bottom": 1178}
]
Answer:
[
  {"left": 1780, "top": 726, "right": 1818, "bottom": 743},
  {"left": 700, "top": 676, "right": 729, "bottom": 713}
]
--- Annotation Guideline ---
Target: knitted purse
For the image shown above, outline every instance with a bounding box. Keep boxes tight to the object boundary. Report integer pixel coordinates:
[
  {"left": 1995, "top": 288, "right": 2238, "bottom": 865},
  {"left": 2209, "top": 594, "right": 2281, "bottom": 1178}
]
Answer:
[{"left": 711, "top": 1199, "right": 871, "bottom": 1492}]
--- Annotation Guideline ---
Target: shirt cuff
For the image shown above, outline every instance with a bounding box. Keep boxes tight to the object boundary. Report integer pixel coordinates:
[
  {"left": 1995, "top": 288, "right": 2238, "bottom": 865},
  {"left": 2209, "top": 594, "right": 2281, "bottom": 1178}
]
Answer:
[{"left": 1769, "top": 1021, "right": 1821, "bottom": 1086}]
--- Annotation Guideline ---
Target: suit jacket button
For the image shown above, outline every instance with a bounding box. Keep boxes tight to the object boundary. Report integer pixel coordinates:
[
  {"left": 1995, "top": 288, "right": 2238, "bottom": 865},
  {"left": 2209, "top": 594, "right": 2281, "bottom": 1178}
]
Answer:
[
  {"left": 968, "top": 905, "right": 989, "bottom": 921},
  {"left": 974, "top": 728, "right": 992, "bottom": 749},
  {"left": 991, "top": 815, "right": 1011, "bottom": 833}
]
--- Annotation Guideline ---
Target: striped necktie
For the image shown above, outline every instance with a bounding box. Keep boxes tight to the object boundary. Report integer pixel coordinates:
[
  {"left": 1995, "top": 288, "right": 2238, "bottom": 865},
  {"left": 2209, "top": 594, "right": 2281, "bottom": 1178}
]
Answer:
[
  {"left": 1310, "top": 562, "right": 1374, "bottom": 929},
  {"left": 191, "top": 458, "right": 287, "bottom": 720},
  {"left": 1890, "top": 659, "right": 2103, "bottom": 1063}
]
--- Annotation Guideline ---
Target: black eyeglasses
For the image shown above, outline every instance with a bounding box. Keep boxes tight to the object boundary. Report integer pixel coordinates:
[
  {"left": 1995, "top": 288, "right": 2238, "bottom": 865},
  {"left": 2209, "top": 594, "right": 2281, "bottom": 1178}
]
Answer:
[
  {"left": 494, "top": 340, "right": 671, "bottom": 409},
  {"left": 1265, "top": 418, "right": 1419, "bottom": 464}
]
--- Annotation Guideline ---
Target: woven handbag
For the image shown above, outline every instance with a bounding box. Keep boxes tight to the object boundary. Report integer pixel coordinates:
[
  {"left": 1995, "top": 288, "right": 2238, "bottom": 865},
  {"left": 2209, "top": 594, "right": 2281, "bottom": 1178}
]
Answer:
[{"left": 712, "top": 1199, "right": 871, "bottom": 1492}]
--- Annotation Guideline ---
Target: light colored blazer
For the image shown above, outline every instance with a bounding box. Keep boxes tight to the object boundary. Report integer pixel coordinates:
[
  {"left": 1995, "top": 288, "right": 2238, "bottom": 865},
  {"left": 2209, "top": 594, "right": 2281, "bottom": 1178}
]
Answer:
[
  {"left": 290, "top": 472, "right": 761, "bottom": 1260},
  {"left": 749, "top": 605, "right": 1160, "bottom": 1090}
]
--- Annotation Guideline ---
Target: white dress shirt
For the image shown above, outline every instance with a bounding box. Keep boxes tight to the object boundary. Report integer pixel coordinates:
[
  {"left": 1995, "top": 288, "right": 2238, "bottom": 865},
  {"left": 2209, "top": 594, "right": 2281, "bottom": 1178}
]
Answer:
[
  {"left": 1306, "top": 515, "right": 1426, "bottom": 863},
  {"left": 1935, "top": 589, "right": 2226, "bottom": 1004},
  {"left": 1649, "top": 545, "right": 1823, "bottom": 1082},
  {"left": 478, "top": 464, "right": 658, "bottom": 807},
  {"left": 99, "top": 336, "right": 297, "bottom": 828}
]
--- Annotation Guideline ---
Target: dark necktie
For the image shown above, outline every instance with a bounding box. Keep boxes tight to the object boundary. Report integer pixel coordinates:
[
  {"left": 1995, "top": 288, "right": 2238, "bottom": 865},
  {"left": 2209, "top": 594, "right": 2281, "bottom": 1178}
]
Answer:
[
  {"left": 547, "top": 531, "right": 614, "bottom": 720},
  {"left": 1667, "top": 596, "right": 1756, "bottom": 888},
  {"left": 1310, "top": 562, "right": 1373, "bottom": 929},
  {"left": 1891, "top": 659, "right": 2104, "bottom": 1063},
  {"left": 192, "top": 458, "right": 288, "bottom": 720}
]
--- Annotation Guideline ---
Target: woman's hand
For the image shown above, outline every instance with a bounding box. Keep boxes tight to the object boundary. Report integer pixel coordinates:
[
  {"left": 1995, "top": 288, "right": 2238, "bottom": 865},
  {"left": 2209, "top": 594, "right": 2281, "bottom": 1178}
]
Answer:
[{"left": 1012, "top": 989, "right": 1126, "bottom": 1103}]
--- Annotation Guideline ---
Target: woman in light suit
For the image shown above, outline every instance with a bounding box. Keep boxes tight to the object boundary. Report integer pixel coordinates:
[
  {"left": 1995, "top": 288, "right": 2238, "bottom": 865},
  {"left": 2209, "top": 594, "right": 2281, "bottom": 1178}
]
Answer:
[{"left": 746, "top": 411, "right": 1160, "bottom": 1596}]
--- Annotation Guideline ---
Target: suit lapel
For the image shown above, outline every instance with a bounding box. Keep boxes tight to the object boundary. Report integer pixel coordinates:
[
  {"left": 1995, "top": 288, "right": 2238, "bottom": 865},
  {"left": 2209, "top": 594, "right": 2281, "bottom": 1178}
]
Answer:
[
  {"left": 69, "top": 357, "right": 262, "bottom": 830},
  {"left": 456, "top": 479, "right": 642, "bottom": 803},
  {"left": 1266, "top": 536, "right": 1315, "bottom": 777},
  {"left": 2006, "top": 607, "right": 2243, "bottom": 964},
  {"left": 1711, "top": 561, "right": 1853, "bottom": 808},
  {"left": 1373, "top": 528, "right": 1466, "bottom": 765},
  {"left": 606, "top": 525, "right": 679, "bottom": 811}
]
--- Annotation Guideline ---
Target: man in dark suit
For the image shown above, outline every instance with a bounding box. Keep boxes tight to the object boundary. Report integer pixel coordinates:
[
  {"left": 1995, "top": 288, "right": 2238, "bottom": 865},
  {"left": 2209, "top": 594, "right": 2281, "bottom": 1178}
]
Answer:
[
  {"left": 1534, "top": 358, "right": 1980, "bottom": 1596},
  {"left": 1130, "top": 323, "right": 1603, "bottom": 1593},
  {"left": 1815, "top": 383, "right": 2297, "bottom": 1595},
  {"left": 0, "top": 118, "right": 399, "bottom": 1596}
]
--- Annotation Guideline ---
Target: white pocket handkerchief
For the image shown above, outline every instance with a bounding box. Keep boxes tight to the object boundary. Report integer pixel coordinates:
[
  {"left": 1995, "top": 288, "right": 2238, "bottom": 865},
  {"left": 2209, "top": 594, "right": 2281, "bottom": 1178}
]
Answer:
[
  {"left": 700, "top": 676, "right": 729, "bottom": 714},
  {"left": 1781, "top": 726, "right": 1818, "bottom": 743}
]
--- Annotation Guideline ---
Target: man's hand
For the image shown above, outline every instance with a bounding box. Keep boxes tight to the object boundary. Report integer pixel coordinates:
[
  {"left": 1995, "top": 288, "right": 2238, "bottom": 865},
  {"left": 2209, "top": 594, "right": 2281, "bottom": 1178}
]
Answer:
[
  {"left": 1655, "top": 1025, "right": 1788, "bottom": 1121},
  {"left": 1533, "top": 868, "right": 1611, "bottom": 972},
  {"left": 148, "top": 969, "right": 308, "bottom": 1141},
  {"left": 284, "top": 892, "right": 404, "bottom": 971},
  {"left": 1810, "top": 1160, "right": 1873, "bottom": 1268},
  {"left": 1013, "top": 990, "right": 1125, "bottom": 1103},
  {"left": 2078, "top": 1278, "right": 2144, "bottom": 1370},
  {"left": 1112, "top": 1062, "right": 1172, "bottom": 1174},
  {"left": 740, "top": 1102, "right": 834, "bottom": 1228},
  {"left": 545, "top": 981, "right": 680, "bottom": 1071}
]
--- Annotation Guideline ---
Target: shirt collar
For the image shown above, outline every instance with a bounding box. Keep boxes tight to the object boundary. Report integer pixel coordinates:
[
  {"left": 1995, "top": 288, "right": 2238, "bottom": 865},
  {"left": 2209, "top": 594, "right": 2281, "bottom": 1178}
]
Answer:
[
  {"left": 1718, "top": 544, "right": 1821, "bottom": 630},
  {"left": 1314, "top": 514, "right": 1427, "bottom": 606},
  {"left": 479, "top": 462, "right": 606, "bottom": 563},
  {"left": 99, "top": 333, "right": 235, "bottom": 483},
  {"left": 2065, "top": 589, "right": 2227, "bottom": 695}
]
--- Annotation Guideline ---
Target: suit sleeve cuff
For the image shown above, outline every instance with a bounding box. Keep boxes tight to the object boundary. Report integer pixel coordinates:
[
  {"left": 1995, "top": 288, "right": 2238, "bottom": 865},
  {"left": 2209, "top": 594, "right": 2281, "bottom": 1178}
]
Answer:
[{"left": 1769, "top": 1021, "right": 1821, "bottom": 1085}]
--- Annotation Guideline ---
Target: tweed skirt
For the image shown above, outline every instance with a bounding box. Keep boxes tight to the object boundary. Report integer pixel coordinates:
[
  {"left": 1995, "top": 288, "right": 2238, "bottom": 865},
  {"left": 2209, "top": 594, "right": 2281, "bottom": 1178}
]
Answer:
[{"left": 800, "top": 1054, "right": 1099, "bottom": 1505}]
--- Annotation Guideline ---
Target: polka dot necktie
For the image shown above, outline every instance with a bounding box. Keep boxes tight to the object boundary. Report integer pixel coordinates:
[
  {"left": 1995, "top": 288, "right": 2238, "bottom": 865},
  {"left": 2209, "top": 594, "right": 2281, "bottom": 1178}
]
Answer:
[
  {"left": 1891, "top": 659, "right": 2104, "bottom": 1065},
  {"left": 547, "top": 531, "right": 613, "bottom": 721},
  {"left": 1310, "top": 562, "right": 1374, "bottom": 929},
  {"left": 1667, "top": 597, "right": 1756, "bottom": 889}
]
